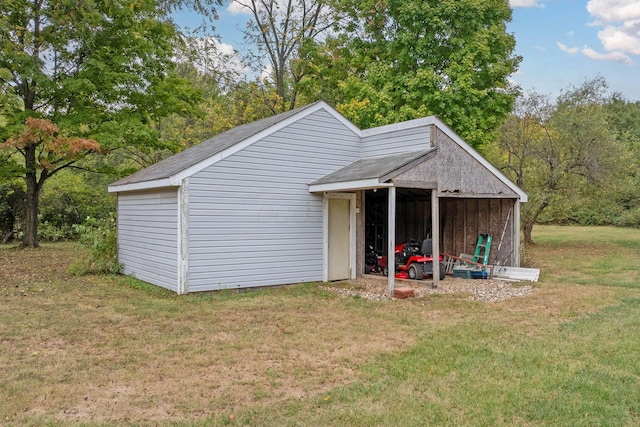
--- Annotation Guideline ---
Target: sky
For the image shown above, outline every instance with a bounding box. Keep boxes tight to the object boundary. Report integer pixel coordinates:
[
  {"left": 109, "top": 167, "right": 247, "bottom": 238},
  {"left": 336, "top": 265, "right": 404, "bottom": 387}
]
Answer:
[
  {"left": 508, "top": 0, "right": 640, "bottom": 100},
  {"left": 173, "top": 0, "right": 640, "bottom": 101}
]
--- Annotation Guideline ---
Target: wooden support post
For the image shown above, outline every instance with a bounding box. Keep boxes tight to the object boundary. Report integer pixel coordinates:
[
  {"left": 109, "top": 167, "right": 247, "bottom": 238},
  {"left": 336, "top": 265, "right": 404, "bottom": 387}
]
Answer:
[
  {"left": 388, "top": 187, "right": 396, "bottom": 296},
  {"left": 513, "top": 200, "right": 521, "bottom": 267},
  {"left": 431, "top": 190, "right": 440, "bottom": 289}
]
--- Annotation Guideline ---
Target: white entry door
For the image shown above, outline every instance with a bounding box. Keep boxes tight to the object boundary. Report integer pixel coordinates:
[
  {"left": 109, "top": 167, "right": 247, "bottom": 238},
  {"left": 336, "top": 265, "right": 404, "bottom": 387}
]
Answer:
[{"left": 328, "top": 198, "right": 351, "bottom": 281}]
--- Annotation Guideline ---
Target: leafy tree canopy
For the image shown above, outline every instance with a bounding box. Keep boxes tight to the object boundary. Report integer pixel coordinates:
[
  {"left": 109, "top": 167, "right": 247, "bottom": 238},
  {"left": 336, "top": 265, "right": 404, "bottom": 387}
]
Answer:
[
  {"left": 0, "top": 0, "right": 215, "bottom": 246},
  {"left": 487, "top": 77, "right": 624, "bottom": 243},
  {"left": 300, "top": 0, "right": 521, "bottom": 147}
]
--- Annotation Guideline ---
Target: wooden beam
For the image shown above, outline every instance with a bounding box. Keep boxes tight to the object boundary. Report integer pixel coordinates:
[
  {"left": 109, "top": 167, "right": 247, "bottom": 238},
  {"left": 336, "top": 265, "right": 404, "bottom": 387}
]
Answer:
[
  {"left": 392, "top": 180, "right": 437, "bottom": 189},
  {"left": 513, "top": 200, "right": 521, "bottom": 267},
  {"left": 436, "top": 192, "right": 519, "bottom": 199},
  {"left": 431, "top": 189, "right": 440, "bottom": 288},
  {"left": 388, "top": 187, "right": 396, "bottom": 296}
]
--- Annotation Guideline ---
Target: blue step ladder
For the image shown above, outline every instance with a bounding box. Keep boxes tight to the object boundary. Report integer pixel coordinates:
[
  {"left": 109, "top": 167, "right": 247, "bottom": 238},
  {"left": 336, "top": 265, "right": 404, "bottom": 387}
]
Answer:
[{"left": 472, "top": 234, "right": 493, "bottom": 265}]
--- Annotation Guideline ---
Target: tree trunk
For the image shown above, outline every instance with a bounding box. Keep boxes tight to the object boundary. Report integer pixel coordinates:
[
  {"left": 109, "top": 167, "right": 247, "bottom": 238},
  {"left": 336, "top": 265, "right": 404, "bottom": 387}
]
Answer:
[
  {"left": 523, "top": 219, "right": 534, "bottom": 245},
  {"left": 22, "top": 145, "right": 40, "bottom": 248}
]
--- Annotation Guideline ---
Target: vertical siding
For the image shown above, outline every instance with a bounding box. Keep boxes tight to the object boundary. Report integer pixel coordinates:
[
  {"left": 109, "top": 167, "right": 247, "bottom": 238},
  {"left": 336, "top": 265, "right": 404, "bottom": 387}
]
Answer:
[
  {"left": 187, "top": 109, "right": 361, "bottom": 291},
  {"left": 440, "top": 198, "right": 515, "bottom": 266},
  {"left": 117, "top": 189, "right": 178, "bottom": 291},
  {"left": 361, "top": 126, "right": 431, "bottom": 158}
]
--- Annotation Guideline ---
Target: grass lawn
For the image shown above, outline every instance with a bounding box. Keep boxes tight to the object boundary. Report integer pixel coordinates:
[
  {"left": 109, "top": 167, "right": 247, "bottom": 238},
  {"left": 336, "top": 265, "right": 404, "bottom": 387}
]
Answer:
[{"left": 2, "top": 225, "right": 640, "bottom": 426}]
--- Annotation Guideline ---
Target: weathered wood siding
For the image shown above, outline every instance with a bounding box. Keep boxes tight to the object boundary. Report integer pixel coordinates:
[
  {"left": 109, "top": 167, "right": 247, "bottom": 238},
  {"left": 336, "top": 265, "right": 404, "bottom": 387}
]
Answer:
[
  {"left": 435, "top": 128, "right": 517, "bottom": 196},
  {"left": 361, "top": 126, "right": 431, "bottom": 157},
  {"left": 117, "top": 189, "right": 178, "bottom": 291},
  {"left": 186, "top": 108, "right": 361, "bottom": 291},
  {"left": 440, "top": 198, "right": 516, "bottom": 266},
  {"left": 392, "top": 127, "right": 517, "bottom": 197}
]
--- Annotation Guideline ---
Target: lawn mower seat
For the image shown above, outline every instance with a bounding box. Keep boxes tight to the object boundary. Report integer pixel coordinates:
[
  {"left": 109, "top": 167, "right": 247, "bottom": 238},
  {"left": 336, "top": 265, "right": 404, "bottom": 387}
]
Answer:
[{"left": 421, "top": 238, "right": 433, "bottom": 256}]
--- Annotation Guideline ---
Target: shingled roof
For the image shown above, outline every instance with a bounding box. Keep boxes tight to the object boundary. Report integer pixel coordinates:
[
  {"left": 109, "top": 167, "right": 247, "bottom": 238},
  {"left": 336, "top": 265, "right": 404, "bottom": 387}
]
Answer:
[
  {"left": 310, "top": 149, "right": 436, "bottom": 187},
  {"left": 110, "top": 102, "right": 322, "bottom": 188}
]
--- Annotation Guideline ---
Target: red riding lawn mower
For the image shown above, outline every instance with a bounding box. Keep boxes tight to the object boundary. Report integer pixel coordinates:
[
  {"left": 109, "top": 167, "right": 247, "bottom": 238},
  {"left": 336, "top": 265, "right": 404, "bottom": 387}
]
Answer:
[{"left": 378, "top": 239, "right": 446, "bottom": 281}]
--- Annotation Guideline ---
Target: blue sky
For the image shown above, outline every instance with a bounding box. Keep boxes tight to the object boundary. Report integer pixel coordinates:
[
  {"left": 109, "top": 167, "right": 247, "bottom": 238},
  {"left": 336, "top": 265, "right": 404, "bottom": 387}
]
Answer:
[
  {"left": 174, "top": 0, "right": 640, "bottom": 101},
  {"left": 509, "top": 0, "right": 640, "bottom": 100}
]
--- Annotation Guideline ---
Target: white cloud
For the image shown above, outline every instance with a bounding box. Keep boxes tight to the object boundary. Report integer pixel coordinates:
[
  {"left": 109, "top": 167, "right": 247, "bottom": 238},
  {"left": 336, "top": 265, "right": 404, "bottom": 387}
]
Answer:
[
  {"left": 177, "top": 36, "right": 248, "bottom": 79},
  {"left": 227, "top": 0, "right": 251, "bottom": 15},
  {"left": 582, "top": 0, "right": 640, "bottom": 62},
  {"left": 587, "top": 0, "right": 640, "bottom": 23},
  {"left": 557, "top": 40, "right": 633, "bottom": 64},
  {"left": 557, "top": 42, "right": 579, "bottom": 54},
  {"left": 510, "top": 0, "right": 544, "bottom": 7},
  {"left": 599, "top": 23, "right": 640, "bottom": 55},
  {"left": 261, "top": 63, "right": 273, "bottom": 82},
  {"left": 582, "top": 46, "right": 633, "bottom": 64}
]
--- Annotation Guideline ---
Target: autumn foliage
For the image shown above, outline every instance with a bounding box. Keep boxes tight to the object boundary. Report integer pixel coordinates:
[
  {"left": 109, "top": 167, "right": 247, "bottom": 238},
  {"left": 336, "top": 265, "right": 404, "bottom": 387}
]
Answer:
[{"left": 2, "top": 118, "right": 100, "bottom": 170}]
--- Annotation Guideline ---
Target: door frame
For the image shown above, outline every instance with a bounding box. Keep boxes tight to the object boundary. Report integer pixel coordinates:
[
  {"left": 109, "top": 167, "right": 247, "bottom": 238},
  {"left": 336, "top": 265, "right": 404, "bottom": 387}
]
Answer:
[{"left": 323, "top": 192, "right": 356, "bottom": 282}]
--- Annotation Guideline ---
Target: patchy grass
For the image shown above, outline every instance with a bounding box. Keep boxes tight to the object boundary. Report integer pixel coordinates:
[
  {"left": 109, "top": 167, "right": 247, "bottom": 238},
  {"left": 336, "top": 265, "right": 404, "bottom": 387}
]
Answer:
[{"left": 2, "top": 226, "right": 640, "bottom": 426}]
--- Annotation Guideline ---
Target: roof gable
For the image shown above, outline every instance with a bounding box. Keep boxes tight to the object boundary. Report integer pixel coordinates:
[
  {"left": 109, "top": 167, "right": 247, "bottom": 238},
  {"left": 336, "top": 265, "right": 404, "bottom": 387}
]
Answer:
[
  {"left": 108, "top": 101, "right": 526, "bottom": 202},
  {"left": 427, "top": 119, "right": 527, "bottom": 202},
  {"left": 108, "top": 101, "right": 360, "bottom": 192}
]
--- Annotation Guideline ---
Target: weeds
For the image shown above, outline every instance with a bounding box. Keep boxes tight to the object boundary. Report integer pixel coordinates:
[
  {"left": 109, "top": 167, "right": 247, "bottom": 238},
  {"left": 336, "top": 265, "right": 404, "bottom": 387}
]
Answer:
[{"left": 69, "top": 214, "right": 121, "bottom": 275}]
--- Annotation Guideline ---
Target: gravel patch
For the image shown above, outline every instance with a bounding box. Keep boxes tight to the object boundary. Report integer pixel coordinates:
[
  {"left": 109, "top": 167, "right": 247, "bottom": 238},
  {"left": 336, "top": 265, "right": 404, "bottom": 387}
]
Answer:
[{"left": 319, "top": 275, "right": 535, "bottom": 303}]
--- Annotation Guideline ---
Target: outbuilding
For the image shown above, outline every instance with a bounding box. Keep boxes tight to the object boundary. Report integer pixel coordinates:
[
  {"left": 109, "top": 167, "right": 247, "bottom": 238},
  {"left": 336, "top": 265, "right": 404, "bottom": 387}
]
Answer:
[{"left": 108, "top": 101, "right": 527, "bottom": 294}]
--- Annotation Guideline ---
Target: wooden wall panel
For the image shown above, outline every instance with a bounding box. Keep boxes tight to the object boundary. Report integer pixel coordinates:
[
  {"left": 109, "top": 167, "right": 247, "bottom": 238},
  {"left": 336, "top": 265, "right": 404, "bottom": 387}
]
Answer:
[{"left": 441, "top": 198, "right": 517, "bottom": 266}]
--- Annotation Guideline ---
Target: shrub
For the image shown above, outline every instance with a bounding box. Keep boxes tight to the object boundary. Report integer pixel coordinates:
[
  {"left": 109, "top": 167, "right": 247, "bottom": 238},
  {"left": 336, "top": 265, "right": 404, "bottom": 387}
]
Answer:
[
  {"left": 38, "top": 221, "right": 75, "bottom": 241},
  {"left": 69, "top": 215, "right": 121, "bottom": 275},
  {"left": 615, "top": 207, "right": 640, "bottom": 228}
]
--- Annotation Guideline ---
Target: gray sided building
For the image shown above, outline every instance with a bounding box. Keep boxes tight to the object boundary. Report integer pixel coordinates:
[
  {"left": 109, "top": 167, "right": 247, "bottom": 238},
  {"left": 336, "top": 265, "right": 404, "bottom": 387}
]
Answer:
[{"left": 109, "top": 101, "right": 527, "bottom": 294}]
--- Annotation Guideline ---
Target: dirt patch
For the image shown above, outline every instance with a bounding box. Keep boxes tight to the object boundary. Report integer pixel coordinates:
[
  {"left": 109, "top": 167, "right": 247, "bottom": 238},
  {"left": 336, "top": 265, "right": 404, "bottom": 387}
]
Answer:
[{"left": 0, "top": 244, "right": 77, "bottom": 296}]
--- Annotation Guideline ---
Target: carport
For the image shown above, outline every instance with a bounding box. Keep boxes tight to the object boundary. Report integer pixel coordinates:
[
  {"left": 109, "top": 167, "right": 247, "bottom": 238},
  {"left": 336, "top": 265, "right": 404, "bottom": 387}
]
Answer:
[{"left": 310, "top": 126, "right": 527, "bottom": 294}]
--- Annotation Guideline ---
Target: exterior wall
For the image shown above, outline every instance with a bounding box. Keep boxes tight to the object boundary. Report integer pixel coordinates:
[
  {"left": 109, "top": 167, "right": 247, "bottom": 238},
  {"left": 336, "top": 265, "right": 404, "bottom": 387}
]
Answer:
[
  {"left": 440, "top": 198, "right": 516, "bottom": 266},
  {"left": 361, "top": 126, "right": 431, "bottom": 158},
  {"left": 117, "top": 188, "right": 179, "bottom": 291},
  {"left": 186, "top": 108, "right": 361, "bottom": 291}
]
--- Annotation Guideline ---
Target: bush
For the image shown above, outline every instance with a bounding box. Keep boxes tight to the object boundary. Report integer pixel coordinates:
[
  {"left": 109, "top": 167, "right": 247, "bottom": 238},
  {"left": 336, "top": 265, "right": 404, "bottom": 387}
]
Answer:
[
  {"left": 38, "top": 221, "right": 75, "bottom": 241},
  {"left": 69, "top": 215, "right": 121, "bottom": 275},
  {"left": 615, "top": 207, "right": 640, "bottom": 228},
  {"left": 39, "top": 170, "right": 115, "bottom": 241}
]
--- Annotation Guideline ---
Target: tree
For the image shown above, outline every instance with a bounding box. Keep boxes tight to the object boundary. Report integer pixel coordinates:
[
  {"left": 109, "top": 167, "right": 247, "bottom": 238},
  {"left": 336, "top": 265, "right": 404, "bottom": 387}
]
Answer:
[
  {"left": 1, "top": 118, "right": 100, "bottom": 246},
  {"left": 488, "top": 78, "right": 620, "bottom": 243},
  {"left": 603, "top": 97, "right": 640, "bottom": 226},
  {"left": 300, "top": 0, "right": 520, "bottom": 147},
  {"left": 236, "top": 0, "right": 334, "bottom": 113},
  {"left": 0, "top": 0, "right": 208, "bottom": 247},
  {"left": 0, "top": 181, "right": 24, "bottom": 243}
]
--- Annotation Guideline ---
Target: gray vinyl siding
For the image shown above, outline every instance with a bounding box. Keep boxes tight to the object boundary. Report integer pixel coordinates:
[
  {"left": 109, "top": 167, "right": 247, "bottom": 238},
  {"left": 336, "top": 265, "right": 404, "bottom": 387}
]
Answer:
[
  {"left": 361, "top": 126, "right": 431, "bottom": 157},
  {"left": 186, "top": 109, "right": 360, "bottom": 292},
  {"left": 117, "top": 189, "right": 178, "bottom": 291}
]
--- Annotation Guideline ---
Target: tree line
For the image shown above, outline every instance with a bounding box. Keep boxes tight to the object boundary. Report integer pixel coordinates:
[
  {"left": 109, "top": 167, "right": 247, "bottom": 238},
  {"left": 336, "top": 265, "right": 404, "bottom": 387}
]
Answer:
[{"left": 1, "top": 0, "right": 638, "bottom": 249}]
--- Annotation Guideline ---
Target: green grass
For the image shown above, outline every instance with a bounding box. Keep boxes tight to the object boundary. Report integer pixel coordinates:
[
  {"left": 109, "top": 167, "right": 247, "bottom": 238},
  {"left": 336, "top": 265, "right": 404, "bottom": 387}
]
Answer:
[
  {"left": 208, "top": 299, "right": 640, "bottom": 426},
  {"left": 530, "top": 225, "right": 640, "bottom": 288},
  {"left": 2, "top": 227, "right": 640, "bottom": 426}
]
